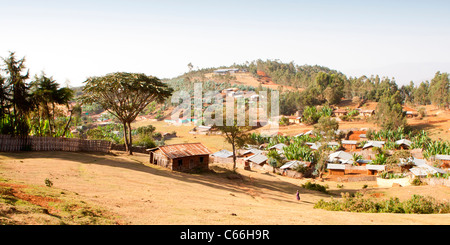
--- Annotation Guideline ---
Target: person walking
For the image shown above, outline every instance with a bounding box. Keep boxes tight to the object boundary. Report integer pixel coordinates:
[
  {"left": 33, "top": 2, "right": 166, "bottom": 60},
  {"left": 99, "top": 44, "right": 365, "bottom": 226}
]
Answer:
[{"left": 296, "top": 190, "right": 300, "bottom": 201}]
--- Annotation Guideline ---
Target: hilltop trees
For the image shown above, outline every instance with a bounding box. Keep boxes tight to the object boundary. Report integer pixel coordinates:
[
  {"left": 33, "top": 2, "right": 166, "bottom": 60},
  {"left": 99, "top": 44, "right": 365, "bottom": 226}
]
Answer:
[
  {"left": 429, "top": 72, "right": 450, "bottom": 109},
  {"left": 374, "top": 91, "right": 407, "bottom": 130},
  {"left": 81, "top": 72, "right": 173, "bottom": 155}
]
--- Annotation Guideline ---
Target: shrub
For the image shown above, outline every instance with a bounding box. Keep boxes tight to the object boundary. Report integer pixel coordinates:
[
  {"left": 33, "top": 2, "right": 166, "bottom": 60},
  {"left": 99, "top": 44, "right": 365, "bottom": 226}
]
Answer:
[
  {"left": 314, "top": 194, "right": 449, "bottom": 214},
  {"left": 302, "top": 181, "right": 329, "bottom": 194},
  {"left": 45, "top": 178, "right": 53, "bottom": 187}
]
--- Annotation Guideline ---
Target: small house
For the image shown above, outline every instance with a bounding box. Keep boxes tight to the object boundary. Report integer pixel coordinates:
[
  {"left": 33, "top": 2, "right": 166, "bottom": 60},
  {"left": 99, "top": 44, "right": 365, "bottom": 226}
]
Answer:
[
  {"left": 435, "top": 155, "right": 450, "bottom": 168},
  {"left": 147, "top": 143, "right": 211, "bottom": 172},
  {"left": 287, "top": 116, "right": 301, "bottom": 124},
  {"left": 366, "top": 164, "right": 385, "bottom": 176},
  {"left": 240, "top": 148, "right": 262, "bottom": 158},
  {"left": 395, "top": 139, "right": 412, "bottom": 150},
  {"left": 341, "top": 140, "right": 358, "bottom": 151},
  {"left": 211, "top": 149, "right": 234, "bottom": 159},
  {"left": 327, "top": 163, "right": 346, "bottom": 175},
  {"left": 328, "top": 151, "right": 354, "bottom": 164},
  {"left": 362, "top": 141, "right": 385, "bottom": 150},
  {"left": 403, "top": 106, "right": 418, "bottom": 118},
  {"left": 245, "top": 154, "right": 268, "bottom": 166},
  {"left": 360, "top": 109, "right": 375, "bottom": 117},
  {"left": 333, "top": 109, "right": 347, "bottom": 117},
  {"left": 268, "top": 143, "right": 287, "bottom": 152}
]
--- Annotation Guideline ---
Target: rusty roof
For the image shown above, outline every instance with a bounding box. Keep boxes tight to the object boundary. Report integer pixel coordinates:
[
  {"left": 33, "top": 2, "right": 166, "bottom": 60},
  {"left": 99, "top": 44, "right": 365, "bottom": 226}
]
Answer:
[{"left": 150, "top": 143, "right": 212, "bottom": 159}]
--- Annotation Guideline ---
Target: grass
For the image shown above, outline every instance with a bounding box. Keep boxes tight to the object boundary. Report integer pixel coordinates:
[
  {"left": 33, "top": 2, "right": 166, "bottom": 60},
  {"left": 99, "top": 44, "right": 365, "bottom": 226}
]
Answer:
[{"left": 0, "top": 178, "right": 122, "bottom": 225}]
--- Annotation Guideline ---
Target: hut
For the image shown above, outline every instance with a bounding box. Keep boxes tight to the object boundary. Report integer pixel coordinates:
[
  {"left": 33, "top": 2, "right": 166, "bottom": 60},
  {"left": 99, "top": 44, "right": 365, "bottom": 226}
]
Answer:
[
  {"left": 287, "top": 116, "right": 301, "bottom": 124},
  {"left": 366, "top": 165, "right": 385, "bottom": 176},
  {"left": 327, "top": 163, "right": 346, "bottom": 175},
  {"left": 333, "top": 109, "right": 348, "bottom": 117},
  {"left": 395, "top": 139, "right": 412, "bottom": 150},
  {"left": 147, "top": 143, "right": 211, "bottom": 172},
  {"left": 341, "top": 140, "right": 358, "bottom": 151},
  {"left": 328, "top": 151, "right": 354, "bottom": 164},
  {"left": 435, "top": 155, "right": 450, "bottom": 169},
  {"left": 240, "top": 148, "right": 262, "bottom": 158},
  {"left": 360, "top": 109, "right": 375, "bottom": 117}
]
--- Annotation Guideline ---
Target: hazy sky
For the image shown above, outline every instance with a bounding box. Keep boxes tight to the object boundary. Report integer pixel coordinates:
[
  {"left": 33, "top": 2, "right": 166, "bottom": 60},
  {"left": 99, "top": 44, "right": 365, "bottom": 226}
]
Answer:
[{"left": 1, "top": 0, "right": 449, "bottom": 87}]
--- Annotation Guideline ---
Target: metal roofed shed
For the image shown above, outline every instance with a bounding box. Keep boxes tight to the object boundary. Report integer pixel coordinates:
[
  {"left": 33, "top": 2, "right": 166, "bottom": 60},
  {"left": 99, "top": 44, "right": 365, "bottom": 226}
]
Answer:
[
  {"left": 362, "top": 141, "right": 385, "bottom": 149},
  {"left": 245, "top": 154, "right": 268, "bottom": 165},
  {"left": 327, "top": 163, "right": 346, "bottom": 175},
  {"left": 395, "top": 139, "right": 412, "bottom": 149},
  {"left": 268, "top": 143, "right": 287, "bottom": 151},
  {"left": 211, "top": 149, "right": 233, "bottom": 158},
  {"left": 328, "top": 151, "right": 353, "bottom": 163},
  {"left": 147, "top": 143, "right": 211, "bottom": 172},
  {"left": 280, "top": 160, "right": 310, "bottom": 170}
]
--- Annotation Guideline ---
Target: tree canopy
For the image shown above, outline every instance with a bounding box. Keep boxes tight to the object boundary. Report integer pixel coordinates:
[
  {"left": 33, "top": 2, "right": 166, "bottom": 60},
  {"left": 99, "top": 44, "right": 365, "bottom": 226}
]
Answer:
[{"left": 81, "top": 72, "right": 173, "bottom": 154}]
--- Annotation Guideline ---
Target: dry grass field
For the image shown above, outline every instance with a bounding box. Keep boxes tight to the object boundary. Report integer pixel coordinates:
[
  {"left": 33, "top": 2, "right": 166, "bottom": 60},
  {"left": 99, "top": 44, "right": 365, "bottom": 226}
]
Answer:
[{"left": 0, "top": 151, "right": 449, "bottom": 225}]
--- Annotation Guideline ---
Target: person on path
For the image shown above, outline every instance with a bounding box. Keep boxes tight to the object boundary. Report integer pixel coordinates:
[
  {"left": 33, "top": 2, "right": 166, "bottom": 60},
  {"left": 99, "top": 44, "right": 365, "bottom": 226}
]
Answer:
[{"left": 296, "top": 190, "right": 300, "bottom": 201}]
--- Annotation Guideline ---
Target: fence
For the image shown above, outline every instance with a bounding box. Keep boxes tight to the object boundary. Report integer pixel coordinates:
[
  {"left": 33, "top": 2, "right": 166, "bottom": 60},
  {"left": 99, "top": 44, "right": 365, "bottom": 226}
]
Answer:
[{"left": 0, "top": 135, "right": 111, "bottom": 153}]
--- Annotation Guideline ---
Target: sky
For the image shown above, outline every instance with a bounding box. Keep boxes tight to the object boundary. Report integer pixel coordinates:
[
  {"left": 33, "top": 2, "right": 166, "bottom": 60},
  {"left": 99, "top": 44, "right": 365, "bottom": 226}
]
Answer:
[{"left": 1, "top": 0, "right": 449, "bottom": 87}]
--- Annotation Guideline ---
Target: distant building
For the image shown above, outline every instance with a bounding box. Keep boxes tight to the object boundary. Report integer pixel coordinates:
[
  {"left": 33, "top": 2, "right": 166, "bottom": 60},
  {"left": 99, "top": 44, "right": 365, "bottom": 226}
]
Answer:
[
  {"left": 360, "top": 109, "right": 375, "bottom": 117},
  {"left": 147, "top": 143, "right": 211, "bottom": 172},
  {"left": 395, "top": 139, "right": 412, "bottom": 150},
  {"left": 214, "top": 68, "right": 240, "bottom": 75},
  {"left": 341, "top": 140, "right": 358, "bottom": 151},
  {"left": 333, "top": 109, "right": 347, "bottom": 117}
]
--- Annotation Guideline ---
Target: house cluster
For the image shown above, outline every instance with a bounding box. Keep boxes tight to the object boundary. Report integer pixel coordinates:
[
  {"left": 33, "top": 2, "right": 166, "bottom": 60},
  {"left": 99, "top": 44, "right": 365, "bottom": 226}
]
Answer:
[
  {"left": 284, "top": 105, "right": 420, "bottom": 125},
  {"left": 146, "top": 127, "right": 448, "bottom": 187}
]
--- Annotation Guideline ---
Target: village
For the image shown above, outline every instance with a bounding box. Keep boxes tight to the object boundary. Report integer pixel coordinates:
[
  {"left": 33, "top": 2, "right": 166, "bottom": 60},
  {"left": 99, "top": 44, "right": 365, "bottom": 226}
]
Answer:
[{"left": 134, "top": 83, "right": 450, "bottom": 189}]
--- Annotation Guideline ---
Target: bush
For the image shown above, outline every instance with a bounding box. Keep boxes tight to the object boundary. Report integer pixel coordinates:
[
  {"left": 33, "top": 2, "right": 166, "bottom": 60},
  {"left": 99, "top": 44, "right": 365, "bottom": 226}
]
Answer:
[
  {"left": 301, "top": 181, "right": 329, "bottom": 194},
  {"left": 314, "top": 194, "right": 450, "bottom": 214},
  {"left": 133, "top": 135, "right": 156, "bottom": 148}
]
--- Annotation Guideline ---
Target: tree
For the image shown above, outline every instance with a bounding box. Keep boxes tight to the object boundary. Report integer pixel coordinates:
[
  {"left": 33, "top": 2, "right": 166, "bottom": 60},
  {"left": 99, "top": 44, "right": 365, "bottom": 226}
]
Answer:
[
  {"left": 314, "top": 116, "right": 339, "bottom": 141},
  {"left": 374, "top": 91, "right": 407, "bottom": 130},
  {"left": 1, "top": 52, "right": 32, "bottom": 136},
  {"left": 212, "top": 118, "right": 251, "bottom": 171},
  {"left": 429, "top": 72, "right": 449, "bottom": 109},
  {"left": 82, "top": 72, "right": 173, "bottom": 155},
  {"left": 30, "top": 73, "right": 73, "bottom": 136}
]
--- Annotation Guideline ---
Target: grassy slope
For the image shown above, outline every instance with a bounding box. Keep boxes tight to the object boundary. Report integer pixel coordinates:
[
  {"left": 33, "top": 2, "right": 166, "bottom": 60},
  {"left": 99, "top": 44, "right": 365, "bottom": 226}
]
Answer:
[{"left": 0, "top": 151, "right": 449, "bottom": 225}]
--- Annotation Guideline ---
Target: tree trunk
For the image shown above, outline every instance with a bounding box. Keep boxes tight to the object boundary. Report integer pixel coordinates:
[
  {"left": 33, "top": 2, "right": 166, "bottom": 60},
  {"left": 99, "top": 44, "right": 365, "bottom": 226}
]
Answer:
[
  {"left": 122, "top": 121, "right": 129, "bottom": 153},
  {"left": 61, "top": 108, "right": 73, "bottom": 137},
  {"left": 232, "top": 142, "right": 236, "bottom": 171},
  {"left": 127, "top": 121, "right": 133, "bottom": 155}
]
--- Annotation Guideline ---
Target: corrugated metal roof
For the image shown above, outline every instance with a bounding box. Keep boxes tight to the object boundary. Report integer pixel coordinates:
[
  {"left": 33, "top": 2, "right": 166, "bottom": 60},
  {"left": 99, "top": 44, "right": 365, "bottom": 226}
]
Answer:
[
  {"left": 342, "top": 140, "right": 358, "bottom": 145},
  {"left": 366, "top": 165, "right": 385, "bottom": 171},
  {"left": 280, "top": 160, "right": 310, "bottom": 170},
  {"left": 152, "top": 143, "right": 211, "bottom": 159},
  {"left": 395, "top": 139, "right": 412, "bottom": 146},
  {"left": 436, "top": 154, "right": 450, "bottom": 161},
  {"left": 327, "top": 163, "right": 346, "bottom": 170},
  {"left": 247, "top": 154, "right": 268, "bottom": 164},
  {"left": 211, "top": 149, "right": 233, "bottom": 158}
]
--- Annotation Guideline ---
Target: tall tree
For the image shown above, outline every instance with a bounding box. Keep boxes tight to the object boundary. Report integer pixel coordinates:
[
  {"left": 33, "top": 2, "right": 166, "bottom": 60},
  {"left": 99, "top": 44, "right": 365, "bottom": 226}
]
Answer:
[
  {"left": 429, "top": 72, "right": 450, "bottom": 109},
  {"left": 212, "top": 118, "right": 251, "bottom": 171},
  {"left": 374, "top": 91, "right": 407, "bottom": 130},
  {"left": 30, "top": 73, "right": 73, "bottom": 136},
  {"left": 82, "top": 72, "right": 173, "bottom": 155},
  {"left": 1, "top": 52, "right": 32, "bottom": 136}
]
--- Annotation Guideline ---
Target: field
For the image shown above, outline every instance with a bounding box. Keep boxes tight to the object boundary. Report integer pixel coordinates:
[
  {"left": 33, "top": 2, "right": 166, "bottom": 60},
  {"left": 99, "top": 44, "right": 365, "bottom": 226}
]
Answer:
[{"left": 0, "top": 151, "right": 449, "bottom": 225}]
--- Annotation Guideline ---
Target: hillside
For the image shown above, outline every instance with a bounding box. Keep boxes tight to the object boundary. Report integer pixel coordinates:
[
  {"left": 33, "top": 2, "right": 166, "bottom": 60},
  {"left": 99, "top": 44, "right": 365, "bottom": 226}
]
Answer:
[{"left": 1, "top": 151, "right": 449, "bottom": 225}]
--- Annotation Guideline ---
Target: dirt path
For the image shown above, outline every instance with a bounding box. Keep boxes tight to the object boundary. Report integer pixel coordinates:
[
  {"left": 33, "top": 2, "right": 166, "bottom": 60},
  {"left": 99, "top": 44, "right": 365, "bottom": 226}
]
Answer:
[{"left": 0, "top": 151, "right": 449, "bottom": 225}]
